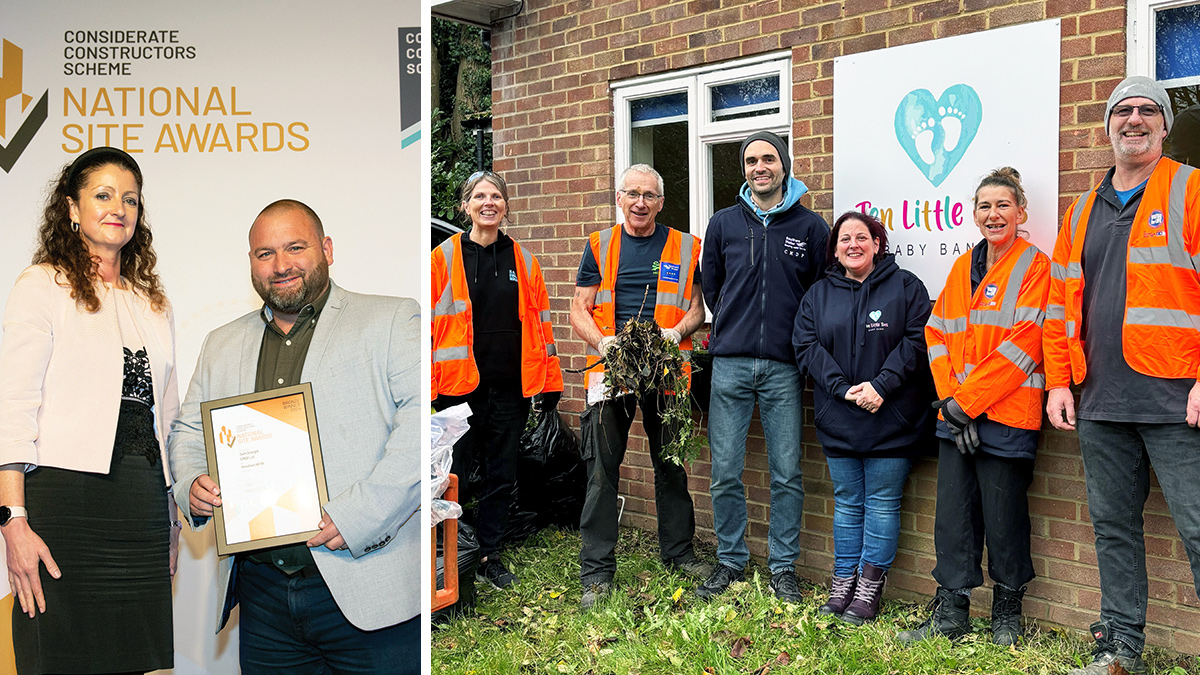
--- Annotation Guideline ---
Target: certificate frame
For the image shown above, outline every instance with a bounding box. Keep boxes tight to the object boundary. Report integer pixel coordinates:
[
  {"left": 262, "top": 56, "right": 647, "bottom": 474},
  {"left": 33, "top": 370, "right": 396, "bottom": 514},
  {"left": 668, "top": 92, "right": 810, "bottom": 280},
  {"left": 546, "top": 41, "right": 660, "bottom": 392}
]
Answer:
[{"left": 201, "top": 383, "right": 329, "bottom": 556}]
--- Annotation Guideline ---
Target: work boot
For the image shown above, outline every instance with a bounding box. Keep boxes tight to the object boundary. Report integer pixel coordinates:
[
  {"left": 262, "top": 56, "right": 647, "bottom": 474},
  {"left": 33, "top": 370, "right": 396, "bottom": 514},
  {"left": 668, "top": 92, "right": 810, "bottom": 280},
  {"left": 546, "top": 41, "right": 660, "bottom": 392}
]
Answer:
[
  {"left": 897, "top": 587, "right": 972, "bottom": 642},
  {"left": 841, "top": 562, "right": 887, "bottom": 625},
  {"left": 476, "top": 558, "right": 518, "bottom": 589},
  {"left": 694, "top": 563, "right": 743, "bottom": 599},
  {"left": 990, "top": 584, "right": 1025, "bottom": 646},
  {"left": 818, "top": 571, "right": 858, "bottom": 616},
  {"left": 668, "top": 555, "right": 714, "bottom": 580},
  {"left": 580, "top": 580, "right": 613, "bottom": 611},
  {"left": 769, "top": 569, "right": 803, "bottom": 603},
  {"left": 1067, "top": 622, "right": 1146, "bottom": 674}
]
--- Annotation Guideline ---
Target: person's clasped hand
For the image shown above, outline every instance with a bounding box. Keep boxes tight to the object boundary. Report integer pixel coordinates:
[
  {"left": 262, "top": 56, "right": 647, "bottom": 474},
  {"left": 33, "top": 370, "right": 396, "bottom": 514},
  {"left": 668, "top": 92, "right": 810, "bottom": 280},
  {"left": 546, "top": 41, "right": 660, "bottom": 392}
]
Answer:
[
  {"left": 660, "top": 328, "right": 682, "bottom": 345},
  {"left": 933, "top": 397, "right": 981, "bottom": 454}
]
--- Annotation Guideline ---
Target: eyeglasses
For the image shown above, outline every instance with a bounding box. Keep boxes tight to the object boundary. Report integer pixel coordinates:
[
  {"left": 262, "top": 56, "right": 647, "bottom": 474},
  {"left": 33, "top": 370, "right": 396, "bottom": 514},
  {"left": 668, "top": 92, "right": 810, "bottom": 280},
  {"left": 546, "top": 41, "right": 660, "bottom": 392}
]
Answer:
[
  {"left": 1111, "top": 104, "right": 1162, "bottom": 119},
  {"left": 468, "top": 170, "right": 501, "bottom": 181},
  {"left": 619, "top": 190, "right": 662, "bottom": 204}
]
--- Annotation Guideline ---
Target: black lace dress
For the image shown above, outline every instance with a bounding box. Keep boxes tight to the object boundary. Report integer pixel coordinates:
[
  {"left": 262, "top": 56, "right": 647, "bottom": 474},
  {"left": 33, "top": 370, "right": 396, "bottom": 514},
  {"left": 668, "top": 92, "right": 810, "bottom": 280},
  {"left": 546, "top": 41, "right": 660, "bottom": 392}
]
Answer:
[{"left": 13, "top": 346, "right": 173, "bottom": 674}]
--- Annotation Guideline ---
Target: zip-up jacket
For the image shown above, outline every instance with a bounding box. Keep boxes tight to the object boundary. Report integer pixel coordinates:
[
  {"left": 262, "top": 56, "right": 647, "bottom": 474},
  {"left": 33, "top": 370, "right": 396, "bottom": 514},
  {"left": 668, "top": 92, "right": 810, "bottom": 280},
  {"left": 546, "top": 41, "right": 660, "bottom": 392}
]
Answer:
[
  {"left": 431, "top": 232, "right": 563, "bottom": 398},
  {"left": 794, "top": 255, "right": 935, "bottom": 456},
  {"left": 702, "top": 176, "right": 829, "bottom": 363},
  {"left": 584, "top": 224, "right": 700, "bottom": 391},
  {"left": 926, "top": 237, "right": 1050, "bottom": 430},
  {"left": 1045, "top": 157, "right": 1200, "bottom": 388}
]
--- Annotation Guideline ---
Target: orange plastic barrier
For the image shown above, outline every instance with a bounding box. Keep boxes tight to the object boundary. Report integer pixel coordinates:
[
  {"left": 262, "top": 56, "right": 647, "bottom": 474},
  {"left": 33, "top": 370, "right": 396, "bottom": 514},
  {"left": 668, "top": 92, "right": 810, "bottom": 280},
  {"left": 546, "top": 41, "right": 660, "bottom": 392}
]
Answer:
[{"left": 431, "top": 473, "right": 459, "bottom": 612}]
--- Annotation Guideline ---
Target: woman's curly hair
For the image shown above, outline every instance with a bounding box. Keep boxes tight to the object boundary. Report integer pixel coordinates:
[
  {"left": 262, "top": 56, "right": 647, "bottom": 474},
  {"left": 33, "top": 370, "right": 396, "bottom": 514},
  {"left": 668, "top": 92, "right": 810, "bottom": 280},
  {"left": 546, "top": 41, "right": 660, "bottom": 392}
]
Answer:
[{"left": 33, "top": 147, "right": 167, "bottom": 313}]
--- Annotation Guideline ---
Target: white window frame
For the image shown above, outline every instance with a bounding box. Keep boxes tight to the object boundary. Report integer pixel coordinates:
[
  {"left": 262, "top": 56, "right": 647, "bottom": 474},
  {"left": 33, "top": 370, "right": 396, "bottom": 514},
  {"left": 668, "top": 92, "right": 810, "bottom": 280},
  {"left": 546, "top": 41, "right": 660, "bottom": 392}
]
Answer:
[
  {"left": 612, "top": 53, "right": 791, "bottom": 240},
  {"left": 1127, "top": 0, "right": 1200, "bottom": 89}
]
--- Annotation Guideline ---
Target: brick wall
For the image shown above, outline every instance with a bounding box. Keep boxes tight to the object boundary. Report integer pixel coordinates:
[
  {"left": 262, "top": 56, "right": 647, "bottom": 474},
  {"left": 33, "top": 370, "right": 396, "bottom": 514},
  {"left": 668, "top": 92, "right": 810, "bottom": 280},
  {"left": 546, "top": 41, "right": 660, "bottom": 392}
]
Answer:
[{"left": 488, "top": 0, "right": 1200, "bottom": 654}]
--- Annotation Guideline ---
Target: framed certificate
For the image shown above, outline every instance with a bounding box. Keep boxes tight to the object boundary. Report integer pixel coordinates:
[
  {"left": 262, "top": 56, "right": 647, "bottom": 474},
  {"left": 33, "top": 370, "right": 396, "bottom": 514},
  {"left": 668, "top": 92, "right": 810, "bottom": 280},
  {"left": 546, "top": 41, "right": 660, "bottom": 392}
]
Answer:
[{"left": 201, "top": 383, "right": 329, "bottom": 556}]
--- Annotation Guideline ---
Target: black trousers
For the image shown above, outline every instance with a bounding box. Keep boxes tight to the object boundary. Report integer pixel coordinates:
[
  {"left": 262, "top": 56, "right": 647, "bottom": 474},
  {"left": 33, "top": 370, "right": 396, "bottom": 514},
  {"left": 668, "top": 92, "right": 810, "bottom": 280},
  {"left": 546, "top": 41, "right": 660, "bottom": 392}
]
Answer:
[
  {"left": 578, "top": 393, "right": 696, "bottom": 585},
  {"left": 932, "top": 439, "right": 1036, "bottom": 591},
  {"left": 438, "top": 377, "right": 530, "bottom": 560}
]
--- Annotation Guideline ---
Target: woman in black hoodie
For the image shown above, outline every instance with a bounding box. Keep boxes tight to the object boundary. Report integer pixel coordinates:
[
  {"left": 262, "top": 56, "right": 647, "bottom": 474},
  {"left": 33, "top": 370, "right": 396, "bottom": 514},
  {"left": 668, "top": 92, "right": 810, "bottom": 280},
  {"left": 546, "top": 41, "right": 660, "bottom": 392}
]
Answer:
[{"left": 794, "top": 211, "right": 934, "bottom": 624}]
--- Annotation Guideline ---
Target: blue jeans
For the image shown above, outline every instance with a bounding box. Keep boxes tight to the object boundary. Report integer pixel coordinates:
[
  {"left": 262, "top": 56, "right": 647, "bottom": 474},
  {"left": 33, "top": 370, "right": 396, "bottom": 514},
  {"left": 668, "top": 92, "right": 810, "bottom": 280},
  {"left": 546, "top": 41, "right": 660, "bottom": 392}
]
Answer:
[
  {"left": 826, "top": 456, "right": 911, "bottom": 576},
  {"left": 1078, "top": 420, "right": 1200, "bottom": 654},
  {"left": 708, "top": 356, "right": 803, "bottom": 572},
  {"left": 238, "top": 561, "right": 420, "bottom": 675}
]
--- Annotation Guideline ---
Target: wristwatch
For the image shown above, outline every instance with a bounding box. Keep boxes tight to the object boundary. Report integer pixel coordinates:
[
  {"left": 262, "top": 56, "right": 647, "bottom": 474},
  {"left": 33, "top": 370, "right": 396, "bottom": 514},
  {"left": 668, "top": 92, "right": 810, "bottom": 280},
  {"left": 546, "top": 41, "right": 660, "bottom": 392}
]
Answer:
[{"left": 0, "top": 505, "right": 28, "bottom": 526}]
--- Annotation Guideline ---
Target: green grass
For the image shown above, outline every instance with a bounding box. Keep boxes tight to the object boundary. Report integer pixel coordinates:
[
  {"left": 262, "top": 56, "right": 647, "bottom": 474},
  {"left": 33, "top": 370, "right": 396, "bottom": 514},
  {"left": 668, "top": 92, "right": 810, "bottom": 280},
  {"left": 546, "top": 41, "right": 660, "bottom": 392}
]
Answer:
[{"left": 432, "top": 527, "right": 1200, "bottom": 675}]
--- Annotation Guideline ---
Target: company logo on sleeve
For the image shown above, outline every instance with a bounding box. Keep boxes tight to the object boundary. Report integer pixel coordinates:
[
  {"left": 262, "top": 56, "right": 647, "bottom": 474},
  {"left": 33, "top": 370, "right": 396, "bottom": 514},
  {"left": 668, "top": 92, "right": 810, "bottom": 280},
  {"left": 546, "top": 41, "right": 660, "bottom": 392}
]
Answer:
[{"left": 0, "top": 39, "right": 50, "bottom": 173}]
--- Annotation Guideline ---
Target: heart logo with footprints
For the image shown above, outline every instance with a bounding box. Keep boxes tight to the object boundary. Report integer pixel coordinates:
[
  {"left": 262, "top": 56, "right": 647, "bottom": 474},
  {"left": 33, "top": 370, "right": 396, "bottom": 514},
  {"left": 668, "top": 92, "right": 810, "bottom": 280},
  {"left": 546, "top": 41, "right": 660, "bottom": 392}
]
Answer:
[
  {"left": 893, "top": 84, "right": 983, "bottom": 187},
  {"left": 869, "top": 310, "right": 882, "bottom": 322}
]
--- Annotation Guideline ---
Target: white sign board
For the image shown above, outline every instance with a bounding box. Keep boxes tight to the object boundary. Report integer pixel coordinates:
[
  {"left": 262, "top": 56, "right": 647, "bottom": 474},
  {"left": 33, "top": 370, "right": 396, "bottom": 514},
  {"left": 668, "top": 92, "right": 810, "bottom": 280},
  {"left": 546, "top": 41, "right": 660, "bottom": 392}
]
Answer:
[
  {"left": 834, "top": 20, "right": 1061, "bottom": 296},
  {"left": 0, "top": 2, "right": 422, "bottom": 673}
]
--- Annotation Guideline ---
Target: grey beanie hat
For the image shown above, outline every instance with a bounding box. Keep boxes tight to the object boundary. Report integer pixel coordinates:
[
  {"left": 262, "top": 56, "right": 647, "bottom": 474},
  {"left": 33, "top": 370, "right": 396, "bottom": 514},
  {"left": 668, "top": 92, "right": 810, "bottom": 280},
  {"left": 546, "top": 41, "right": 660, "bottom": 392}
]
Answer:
[
  {"left": 1105, "top": 75, "right": 1174, "bottom": 133},
  {"left": 740, "top": 131, "right": 792, "bottom": 177}
]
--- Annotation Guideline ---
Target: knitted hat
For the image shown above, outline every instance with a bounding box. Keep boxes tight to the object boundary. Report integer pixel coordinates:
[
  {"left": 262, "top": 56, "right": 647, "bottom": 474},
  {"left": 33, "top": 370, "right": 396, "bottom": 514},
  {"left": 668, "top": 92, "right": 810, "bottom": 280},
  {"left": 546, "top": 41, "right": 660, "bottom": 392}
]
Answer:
[
  {"left": 1105, "top": 75, "right": 1174, "bottom": 133},
  {"left": 740, "top": 131, "right": 791, "bottom": 177}
]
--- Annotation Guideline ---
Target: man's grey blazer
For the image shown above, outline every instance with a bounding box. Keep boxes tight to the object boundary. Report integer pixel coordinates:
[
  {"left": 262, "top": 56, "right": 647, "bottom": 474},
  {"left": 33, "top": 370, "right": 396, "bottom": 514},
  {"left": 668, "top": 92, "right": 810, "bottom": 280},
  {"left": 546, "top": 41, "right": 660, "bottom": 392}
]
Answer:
[{"left": 168, "top": 282, "right": 421, "bottom": 632}]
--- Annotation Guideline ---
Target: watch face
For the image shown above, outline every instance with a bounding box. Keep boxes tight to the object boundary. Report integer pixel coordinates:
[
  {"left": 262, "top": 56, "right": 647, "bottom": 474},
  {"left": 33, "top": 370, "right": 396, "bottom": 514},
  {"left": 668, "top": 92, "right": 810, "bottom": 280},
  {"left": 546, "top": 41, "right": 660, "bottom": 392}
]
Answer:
[{"left": 0, "top": 506, "right": 9, "bottom": 525}]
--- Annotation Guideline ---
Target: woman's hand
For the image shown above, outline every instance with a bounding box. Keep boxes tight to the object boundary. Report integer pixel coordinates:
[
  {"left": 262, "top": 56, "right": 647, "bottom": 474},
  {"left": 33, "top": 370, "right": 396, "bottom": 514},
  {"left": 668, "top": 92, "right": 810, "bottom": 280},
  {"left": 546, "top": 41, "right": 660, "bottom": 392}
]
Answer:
[
  {"left": 2, "top": 519, "right": 60, "bottom": 618},
  {"left": 855, "top": 382, "right": 884, "bottom": 413}
]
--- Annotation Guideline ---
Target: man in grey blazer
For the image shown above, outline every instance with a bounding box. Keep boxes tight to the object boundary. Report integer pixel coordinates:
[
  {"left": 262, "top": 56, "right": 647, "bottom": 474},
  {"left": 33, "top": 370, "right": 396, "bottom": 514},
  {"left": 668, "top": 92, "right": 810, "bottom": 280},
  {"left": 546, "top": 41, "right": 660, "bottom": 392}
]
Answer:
[{"left": 168, "top": 199, "right": 420, "bottom": 674}]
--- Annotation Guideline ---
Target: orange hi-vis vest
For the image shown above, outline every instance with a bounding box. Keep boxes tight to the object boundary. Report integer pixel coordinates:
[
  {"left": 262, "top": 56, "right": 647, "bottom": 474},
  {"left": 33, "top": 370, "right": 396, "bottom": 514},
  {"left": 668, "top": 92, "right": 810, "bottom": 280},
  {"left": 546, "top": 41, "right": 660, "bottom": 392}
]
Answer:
[
  {"left": 1045, "top": 157, "right": 1200, "bottom": 388},
  {"left": 926, "top": 237, "right": 1050, "bottom": 430},
  {"left": 430, "top": 233, "right": 563, "bottom": 399},
  {"left": 583, "top": 224, "right": 700, "bottom": 394}
]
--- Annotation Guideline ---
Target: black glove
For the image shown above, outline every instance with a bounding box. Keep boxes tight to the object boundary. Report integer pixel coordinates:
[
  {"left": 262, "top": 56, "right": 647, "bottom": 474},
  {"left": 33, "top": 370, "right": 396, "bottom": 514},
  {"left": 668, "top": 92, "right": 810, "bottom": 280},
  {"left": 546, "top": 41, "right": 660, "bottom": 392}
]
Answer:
[
  {"left": 535, "top": 391, "right": 562, "bottom": 412},
  {"left": 932, "top": 397, "right": 981, "bottom": 454},
  {"left": 432, "top": 396, "right": 444, "bottom": 412}
]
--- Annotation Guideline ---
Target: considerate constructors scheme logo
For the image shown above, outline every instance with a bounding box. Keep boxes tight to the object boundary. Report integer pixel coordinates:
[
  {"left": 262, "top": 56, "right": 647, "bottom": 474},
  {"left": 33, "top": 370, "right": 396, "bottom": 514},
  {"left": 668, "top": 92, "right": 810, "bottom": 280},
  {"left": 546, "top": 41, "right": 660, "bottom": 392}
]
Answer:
[{"left": 0, "top": 38, "right": 49, "bottom": 173}]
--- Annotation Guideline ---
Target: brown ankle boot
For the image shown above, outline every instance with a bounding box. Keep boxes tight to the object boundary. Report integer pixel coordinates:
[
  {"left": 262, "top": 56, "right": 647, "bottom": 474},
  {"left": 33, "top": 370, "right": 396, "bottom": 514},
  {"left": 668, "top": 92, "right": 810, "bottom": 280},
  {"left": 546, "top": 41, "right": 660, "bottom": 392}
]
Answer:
[
  {"left": 818, "top": 571, "right": 858, "bottom": 615},
  {"left": 841, "top": 562, "right": 887, "bottom": 625}
]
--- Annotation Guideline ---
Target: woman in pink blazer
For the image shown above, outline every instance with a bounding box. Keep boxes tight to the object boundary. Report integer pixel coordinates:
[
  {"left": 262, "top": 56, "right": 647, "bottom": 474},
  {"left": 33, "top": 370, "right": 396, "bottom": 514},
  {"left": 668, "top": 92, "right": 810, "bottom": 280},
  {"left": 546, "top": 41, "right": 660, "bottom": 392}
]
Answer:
[{"left": 0, "top": 146, "right": 179, "bottom": 675}]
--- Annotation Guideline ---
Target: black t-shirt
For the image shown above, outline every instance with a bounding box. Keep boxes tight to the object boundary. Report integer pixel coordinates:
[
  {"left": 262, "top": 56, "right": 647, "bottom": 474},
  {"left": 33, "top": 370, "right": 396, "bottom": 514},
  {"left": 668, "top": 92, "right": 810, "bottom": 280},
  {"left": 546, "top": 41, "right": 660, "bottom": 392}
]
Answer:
[
  {"left": 576, "top": 224, "right": 698, "bottom": 331},
  {"left": 1078, "top": 171, "right": 1191, "bottom": 423},
  {"left": 462, "top": 232, "right": 522, "bottom": 381}
]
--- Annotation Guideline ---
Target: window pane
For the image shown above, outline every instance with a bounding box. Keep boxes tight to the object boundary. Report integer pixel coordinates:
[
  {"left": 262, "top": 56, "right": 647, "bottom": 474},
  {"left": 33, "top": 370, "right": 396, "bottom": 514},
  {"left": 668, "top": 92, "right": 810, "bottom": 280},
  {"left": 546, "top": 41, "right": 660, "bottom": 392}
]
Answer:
[
  {"left": 631, "top": 120, "right": 690, "bottom": 232},
  {"left": 710, "top": 76, "right": 780, "bottom": 122},
  {"left": 710, "top": 142, "right": 744, "bottom": 215},
  {"left": 1156, "top": 3, "right": 1200, "bottom": 81},
  {"left": 1165, "top": 85, "right": 1200, "bottom": 164},
  {"left": 631, "top": 92, "right": 687, "bottom": 126}
]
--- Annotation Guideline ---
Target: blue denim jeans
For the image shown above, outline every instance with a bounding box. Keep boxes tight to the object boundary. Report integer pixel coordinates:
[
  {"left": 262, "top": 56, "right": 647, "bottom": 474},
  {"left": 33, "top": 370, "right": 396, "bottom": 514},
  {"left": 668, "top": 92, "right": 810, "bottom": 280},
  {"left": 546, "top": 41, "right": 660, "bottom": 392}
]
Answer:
[
  {"left": 238, "top": 561, "right": 420, "bottom": 674},
  {"left": 1078, "top": 419, "right": 1200, "bottom": 654},
  {"left": 708, "top": 356, "right": 804, "bottom": 572},
  {"left": 825, "top": 456, "right": 912, "bottom": 576}
]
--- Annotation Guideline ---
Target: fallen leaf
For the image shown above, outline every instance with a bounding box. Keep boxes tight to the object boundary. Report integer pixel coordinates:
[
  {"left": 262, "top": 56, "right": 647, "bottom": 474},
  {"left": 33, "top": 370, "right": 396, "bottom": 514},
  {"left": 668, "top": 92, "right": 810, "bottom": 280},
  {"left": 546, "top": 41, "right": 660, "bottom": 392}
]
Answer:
[
  {"left": 731, "top": 636, "right": 752, "bottom": 659},
  {"left": 1109, "top": 663, "right": 1129, "bottom": 675},
  {"left": 671, "top": 587, "right": 684, "bottom": 603},
  {"left": 775, "top": 652, "right": 790, "bottom": 665},
  {"left": 704, "top": 668, "right": 717, "bottom": 675},
  {"left": 492, "top": 619, "right": 509, "bottom": 627},
  {"left": 549, "top": 591, "right": 561, "bottom": 599},
  {"left": 749, "top": 665, "right": 770, "bottom": 675}
]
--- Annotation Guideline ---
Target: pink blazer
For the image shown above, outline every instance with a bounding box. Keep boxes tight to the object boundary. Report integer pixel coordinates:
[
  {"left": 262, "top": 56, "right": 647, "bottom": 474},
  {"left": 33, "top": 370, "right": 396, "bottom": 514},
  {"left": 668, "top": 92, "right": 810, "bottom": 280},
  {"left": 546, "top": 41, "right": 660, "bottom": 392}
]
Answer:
[{"left": 0, "top": 264, "right": 179, "bottom": 484}]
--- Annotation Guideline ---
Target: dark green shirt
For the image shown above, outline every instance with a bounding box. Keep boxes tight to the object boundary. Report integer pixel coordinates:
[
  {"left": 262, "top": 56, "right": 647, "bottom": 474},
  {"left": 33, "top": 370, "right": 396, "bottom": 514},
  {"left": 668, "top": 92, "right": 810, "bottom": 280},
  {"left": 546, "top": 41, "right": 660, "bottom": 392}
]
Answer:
[{"left": 244, "top": 284, "right": 331, "bottom": 573}]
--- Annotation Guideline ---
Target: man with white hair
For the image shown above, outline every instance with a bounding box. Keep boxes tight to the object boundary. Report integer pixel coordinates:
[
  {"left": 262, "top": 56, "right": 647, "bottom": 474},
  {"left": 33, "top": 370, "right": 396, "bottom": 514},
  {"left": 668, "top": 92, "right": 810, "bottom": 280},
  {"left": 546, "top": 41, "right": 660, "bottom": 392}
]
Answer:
[
  {"left": 1044, "top": 76, "right": 1200, "bottom": 674},
  {"left": 569, "top": 163, "right": 709, "bottom": 610}
]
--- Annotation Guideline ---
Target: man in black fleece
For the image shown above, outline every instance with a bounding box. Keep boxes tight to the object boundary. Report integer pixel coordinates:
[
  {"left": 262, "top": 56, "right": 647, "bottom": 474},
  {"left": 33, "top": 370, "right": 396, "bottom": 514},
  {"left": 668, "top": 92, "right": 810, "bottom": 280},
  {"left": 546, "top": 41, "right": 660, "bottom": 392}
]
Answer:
[{"left": 697, "top": 131, "right": 829, "bottom": 602}]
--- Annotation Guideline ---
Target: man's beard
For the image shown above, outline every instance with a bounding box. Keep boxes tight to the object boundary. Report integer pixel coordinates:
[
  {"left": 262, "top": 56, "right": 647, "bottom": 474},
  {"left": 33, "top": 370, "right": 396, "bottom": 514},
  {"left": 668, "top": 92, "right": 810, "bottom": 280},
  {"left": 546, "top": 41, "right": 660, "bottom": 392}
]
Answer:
[{"left": 253, "top": 262, "right": 329, "bottom": 315}]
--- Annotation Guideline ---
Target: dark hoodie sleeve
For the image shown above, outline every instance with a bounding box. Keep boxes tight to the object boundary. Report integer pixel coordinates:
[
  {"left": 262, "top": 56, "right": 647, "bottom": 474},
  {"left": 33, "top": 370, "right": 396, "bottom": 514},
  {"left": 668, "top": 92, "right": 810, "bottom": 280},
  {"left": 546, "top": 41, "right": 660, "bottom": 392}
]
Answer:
[
  {"left": 701, "top": 219, "right": 725, "bottom": 313},
  {"left": 869, "top": 272, "right": 933, "bottom": 398},
  {"left": 793, "top": 287, "right": 851, "bottom": 398}
]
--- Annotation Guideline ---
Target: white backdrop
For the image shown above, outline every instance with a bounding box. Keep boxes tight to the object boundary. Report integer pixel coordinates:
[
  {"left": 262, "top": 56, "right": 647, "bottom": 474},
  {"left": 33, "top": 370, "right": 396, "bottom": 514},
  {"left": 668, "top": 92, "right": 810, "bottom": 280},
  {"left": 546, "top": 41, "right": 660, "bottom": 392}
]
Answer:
[
  {"left": 833, "top": 20, "right": 1061, "bottom": 296},
  {"left": 0, "top": 2, "right": 422, "bottom": 673}
]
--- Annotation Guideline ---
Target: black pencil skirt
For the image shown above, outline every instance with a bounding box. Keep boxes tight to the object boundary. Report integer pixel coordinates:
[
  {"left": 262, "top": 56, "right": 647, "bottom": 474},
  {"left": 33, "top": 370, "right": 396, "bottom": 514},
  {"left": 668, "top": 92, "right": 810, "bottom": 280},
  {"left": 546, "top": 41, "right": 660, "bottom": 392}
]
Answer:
[{"left": 12, "top": 401, "right": 173, "bottom": 675}]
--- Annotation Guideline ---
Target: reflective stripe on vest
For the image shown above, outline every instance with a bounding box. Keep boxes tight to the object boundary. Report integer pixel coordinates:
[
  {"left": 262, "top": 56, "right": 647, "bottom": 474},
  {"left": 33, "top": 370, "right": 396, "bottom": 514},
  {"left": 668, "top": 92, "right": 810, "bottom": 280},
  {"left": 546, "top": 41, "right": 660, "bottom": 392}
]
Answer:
[
  {"left": 1126, "top": 164, "right": 1200, "bottom": 332},
  {"left": 432, "top": 238, "right": 470, "bottom": 364}
]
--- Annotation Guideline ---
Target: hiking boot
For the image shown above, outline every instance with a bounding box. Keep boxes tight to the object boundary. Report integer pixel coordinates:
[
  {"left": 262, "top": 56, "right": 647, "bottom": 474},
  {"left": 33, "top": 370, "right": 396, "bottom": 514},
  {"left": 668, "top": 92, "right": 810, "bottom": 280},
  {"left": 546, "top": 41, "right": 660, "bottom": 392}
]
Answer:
[
  {"left": 1067, "top": 622, "right": 1146, "bottom": 674},
  {"left": 990, "top": 585, "right": 1025, "bottom": 646},
  {"left": 841, "top": 562, "right": 887, "bottom": 625},
  {"left": 769, "top": 569, "right": 803, "bottom": 603},
  {"left": 818, "top": 571, "right": 858, "bottom": 616},
  {"left": 476, "top": 558, "right": 518, "bottom": 589},
  {"left": 668, "top": 555, "right": 714, "bottom": 580},
  {"left": 580, "top": 580, "right": 613, "bottom": 611},
  {"left": 897, "top": 587, "right": 972, "bottom": 642},
  {"left": 694, "top": 563, "right": 744, "bottom": 599}
]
